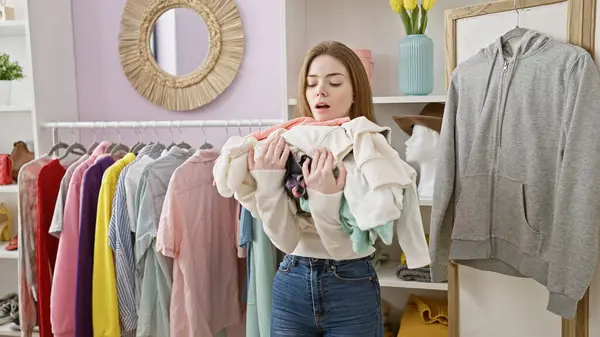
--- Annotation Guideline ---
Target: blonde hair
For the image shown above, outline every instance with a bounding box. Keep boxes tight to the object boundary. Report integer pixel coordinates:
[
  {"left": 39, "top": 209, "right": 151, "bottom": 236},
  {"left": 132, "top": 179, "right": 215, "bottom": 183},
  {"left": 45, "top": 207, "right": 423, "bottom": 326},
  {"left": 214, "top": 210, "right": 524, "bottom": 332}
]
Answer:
[{"left": 294, "top": 41, "right": 376, "bottom": 122}]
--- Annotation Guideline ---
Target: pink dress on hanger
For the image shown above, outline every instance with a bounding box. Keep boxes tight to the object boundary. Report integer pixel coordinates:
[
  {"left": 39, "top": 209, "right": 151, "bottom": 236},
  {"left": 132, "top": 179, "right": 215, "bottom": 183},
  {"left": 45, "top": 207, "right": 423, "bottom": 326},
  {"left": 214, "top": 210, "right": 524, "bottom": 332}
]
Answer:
[{"left": 156, "top": 149, "right": 243, "bottom": 336}]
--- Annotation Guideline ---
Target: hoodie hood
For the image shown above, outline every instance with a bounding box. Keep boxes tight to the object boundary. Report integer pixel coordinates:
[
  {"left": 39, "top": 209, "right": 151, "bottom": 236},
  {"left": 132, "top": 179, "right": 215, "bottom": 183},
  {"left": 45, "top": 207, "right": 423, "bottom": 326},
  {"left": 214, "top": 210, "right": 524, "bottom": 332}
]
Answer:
[
  {"left": 473, "top": 29, "right": 551, "bottom": 108},
  {"left": 479, "top": 29, "right": 550, "bottom": 60}
]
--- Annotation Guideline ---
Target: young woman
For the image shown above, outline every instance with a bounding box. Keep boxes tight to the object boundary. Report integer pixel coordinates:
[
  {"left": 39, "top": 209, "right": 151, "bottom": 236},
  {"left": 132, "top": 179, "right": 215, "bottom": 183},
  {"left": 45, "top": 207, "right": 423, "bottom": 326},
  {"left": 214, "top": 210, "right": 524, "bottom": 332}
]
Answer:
[{"left": 248, "top": 41, "right": 383, "bottom": 336}]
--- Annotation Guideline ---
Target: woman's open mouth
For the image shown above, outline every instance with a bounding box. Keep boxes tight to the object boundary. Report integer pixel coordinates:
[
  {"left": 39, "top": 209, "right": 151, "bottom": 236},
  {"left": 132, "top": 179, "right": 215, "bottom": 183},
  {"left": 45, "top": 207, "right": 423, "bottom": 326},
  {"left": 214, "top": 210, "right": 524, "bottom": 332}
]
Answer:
[{"left": 314, "top": 102, "right": 330, "bottom": 112}]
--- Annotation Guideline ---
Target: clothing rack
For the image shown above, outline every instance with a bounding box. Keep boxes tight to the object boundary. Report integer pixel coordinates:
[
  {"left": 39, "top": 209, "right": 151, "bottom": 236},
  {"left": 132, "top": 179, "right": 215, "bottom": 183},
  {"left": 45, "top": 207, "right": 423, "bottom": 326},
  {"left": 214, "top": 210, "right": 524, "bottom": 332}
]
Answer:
[{"left": 41, "top": 119, "right": 285, "bottom": 144}]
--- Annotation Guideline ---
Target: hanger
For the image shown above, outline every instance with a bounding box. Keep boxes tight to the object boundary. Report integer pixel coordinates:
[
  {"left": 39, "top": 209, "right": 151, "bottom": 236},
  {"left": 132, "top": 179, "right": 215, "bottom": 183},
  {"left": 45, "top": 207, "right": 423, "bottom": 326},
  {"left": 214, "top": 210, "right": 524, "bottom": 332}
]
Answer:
[
  {"left": 175, "top": 122, "right": 192, "bottom": 149},
  {"left": 58, "top": 124, "right": 87, "bottom": 160},
  {"left": 129, "top": 125, "right": 139, "bottom": 153},
  {"left": 87, "top": 128, "right": 99, "bottom": 154},
  {"left": 110, "top": 128, "right": 130, "bottom": 157},
  {"left": 103, "top": 123, "right": 117, "bottom": 154},
  {"left": 247, "top": 120, "right": 253, "bottom": 138},
  {"left": 199, "top": 121, "right": 213, "bottom": 149},
  {"left": 47, "top": 128, "right": 69, "bottom": 157},
  {"left": 501, "top": 0, "right": 528, "bottom": 44},
  {"left": 166, "top": 122, "right": 178, "bottom": 150},
  {"left": 149, "top": 122, "right": 166, "bottom": 152},
  {"left": 136, "top": 121, "right": 155, "bottom": 151},
  {"left": 130, "top": 125, "right": 146, "bottom": 155}
]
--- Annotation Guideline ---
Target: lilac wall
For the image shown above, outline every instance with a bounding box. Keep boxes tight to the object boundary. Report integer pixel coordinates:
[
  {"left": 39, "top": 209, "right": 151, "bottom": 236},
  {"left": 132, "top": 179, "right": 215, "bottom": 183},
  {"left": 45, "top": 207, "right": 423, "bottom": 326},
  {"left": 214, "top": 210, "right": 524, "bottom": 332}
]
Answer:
[{"left": 71, "top": 0, "right": 285, "bottom": 145}]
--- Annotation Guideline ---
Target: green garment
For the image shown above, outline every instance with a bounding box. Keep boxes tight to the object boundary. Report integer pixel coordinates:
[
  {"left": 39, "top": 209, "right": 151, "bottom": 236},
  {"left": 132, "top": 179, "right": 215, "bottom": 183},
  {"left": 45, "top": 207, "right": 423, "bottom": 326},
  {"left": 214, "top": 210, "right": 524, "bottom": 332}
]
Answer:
[{"left": 299, "top": 195, "right": 393, "bottom": 253}]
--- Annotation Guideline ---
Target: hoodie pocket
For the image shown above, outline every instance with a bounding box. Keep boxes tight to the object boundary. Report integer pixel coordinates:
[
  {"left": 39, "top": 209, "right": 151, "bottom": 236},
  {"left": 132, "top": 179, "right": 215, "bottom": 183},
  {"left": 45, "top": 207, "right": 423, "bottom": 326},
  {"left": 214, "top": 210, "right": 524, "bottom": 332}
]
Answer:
[
  {"left": 493, "top": 176, "right": 544, "bottom": 256},
  {"left": 452, "top": 175, "right": 491, "bottom": 241}
]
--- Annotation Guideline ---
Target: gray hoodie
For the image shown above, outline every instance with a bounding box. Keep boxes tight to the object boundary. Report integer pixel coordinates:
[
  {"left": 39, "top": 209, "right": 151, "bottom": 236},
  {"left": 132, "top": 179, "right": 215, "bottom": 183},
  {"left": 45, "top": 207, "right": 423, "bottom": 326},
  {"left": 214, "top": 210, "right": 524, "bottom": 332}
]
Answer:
[{"left": 429, "top": 29, "right": 600, "bottom": 319}]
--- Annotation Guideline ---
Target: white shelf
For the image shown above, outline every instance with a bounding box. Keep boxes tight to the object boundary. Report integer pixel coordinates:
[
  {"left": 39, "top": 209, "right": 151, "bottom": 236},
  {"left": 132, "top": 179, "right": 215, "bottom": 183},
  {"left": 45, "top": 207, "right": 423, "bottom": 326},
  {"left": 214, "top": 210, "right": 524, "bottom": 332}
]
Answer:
[
  {"left": 377, "top": 262, "right": 447, "bottom": 291},
  {"left": 0, "top": 242, "right": 17, "bottom": 260},
  {"left": 0, "top": 105, "right": 31, "bottom": 113},
  {"left": 419, "top": 196, "right": 433, "bottom": 206},
  {"left": 288, "top": 95, "right": 446, "bottom": 106},
  {"left": 0, "top": 324, "right": 38, "bottom": 337},
  {"left": 0, "top": 185, "right": 17, "bottom": 193},
  {"left": 0, "top": 21, "right": 26, "bottom": 38}
]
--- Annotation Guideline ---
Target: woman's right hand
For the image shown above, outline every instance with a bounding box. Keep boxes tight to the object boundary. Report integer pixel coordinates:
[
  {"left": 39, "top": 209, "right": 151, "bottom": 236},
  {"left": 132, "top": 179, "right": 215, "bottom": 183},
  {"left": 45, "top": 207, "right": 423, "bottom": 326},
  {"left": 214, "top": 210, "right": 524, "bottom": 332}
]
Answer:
[{"left": 248, "top": 135, "right": 290, "bottom": 171}]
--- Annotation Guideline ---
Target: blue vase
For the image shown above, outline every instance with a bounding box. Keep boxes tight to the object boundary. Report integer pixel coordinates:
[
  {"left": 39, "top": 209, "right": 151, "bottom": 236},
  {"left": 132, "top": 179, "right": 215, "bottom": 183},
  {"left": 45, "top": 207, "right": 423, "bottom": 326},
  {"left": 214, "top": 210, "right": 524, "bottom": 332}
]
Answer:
[{"left": 399, "top": 34, "right": 434, "bottom": 96}]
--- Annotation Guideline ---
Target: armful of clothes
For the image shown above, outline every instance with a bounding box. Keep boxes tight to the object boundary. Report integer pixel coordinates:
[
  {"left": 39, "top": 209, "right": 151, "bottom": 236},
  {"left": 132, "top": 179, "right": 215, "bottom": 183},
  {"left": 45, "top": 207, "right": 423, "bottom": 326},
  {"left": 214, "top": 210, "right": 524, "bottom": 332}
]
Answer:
[{"left": 213, "top": 118, "right": 430, "bottom": 267}]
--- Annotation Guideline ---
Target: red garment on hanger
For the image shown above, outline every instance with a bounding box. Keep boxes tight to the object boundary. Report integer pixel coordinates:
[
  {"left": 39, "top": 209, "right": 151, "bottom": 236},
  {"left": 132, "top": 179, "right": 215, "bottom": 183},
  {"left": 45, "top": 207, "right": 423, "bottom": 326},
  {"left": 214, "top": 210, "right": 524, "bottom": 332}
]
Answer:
[
  {"left": 36, "top": 160, "right": 66, "bottom": 337},
  {"left": 250, "top": 116, "right": 350, "bottom": 141}
]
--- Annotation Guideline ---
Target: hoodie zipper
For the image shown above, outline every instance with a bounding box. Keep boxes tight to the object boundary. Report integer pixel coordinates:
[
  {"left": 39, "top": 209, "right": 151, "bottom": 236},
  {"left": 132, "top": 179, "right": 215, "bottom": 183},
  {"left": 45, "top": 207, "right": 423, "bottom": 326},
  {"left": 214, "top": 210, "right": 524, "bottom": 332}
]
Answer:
[
  {"left": 489, "top": 59, "right": 511, "bottom": 253},
  {"left": 498, "top": 60, "right": 516, "bottom": 146}
]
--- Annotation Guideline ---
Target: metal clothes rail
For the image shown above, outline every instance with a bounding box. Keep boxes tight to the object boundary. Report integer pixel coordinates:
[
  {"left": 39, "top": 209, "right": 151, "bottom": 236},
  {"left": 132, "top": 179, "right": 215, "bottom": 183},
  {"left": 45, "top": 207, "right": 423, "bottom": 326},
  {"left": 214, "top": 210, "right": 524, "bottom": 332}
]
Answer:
[
  {"left": 41, "top": 119, "right": 284, "bottom": 129},
  {"left": 41, "top": 119, "right": 285, "bottom": 144}
]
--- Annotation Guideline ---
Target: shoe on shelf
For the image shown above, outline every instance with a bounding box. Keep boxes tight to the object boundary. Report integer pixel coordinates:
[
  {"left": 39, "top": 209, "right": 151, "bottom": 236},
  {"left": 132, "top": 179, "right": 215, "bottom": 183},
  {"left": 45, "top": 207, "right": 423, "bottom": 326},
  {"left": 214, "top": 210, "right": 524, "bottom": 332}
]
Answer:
[
  {"left": 0, "top": 293, "right": 18, "bottom": 326},
  {"left": 5, "top": 236, "right": 17, "bottom": 251}
]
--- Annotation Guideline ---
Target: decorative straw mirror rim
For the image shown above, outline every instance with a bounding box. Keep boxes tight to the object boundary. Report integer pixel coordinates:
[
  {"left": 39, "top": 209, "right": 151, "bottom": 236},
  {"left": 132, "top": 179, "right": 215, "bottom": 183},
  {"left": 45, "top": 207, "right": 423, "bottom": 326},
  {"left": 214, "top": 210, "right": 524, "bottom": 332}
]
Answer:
[{"left": 119, "top": 0, "right": 245, "bottom": 111}]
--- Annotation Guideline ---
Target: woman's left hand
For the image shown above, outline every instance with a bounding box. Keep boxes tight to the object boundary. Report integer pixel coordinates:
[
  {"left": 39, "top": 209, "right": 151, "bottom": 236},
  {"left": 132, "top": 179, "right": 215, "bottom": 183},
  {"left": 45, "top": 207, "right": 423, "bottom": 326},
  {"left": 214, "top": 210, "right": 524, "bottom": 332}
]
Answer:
[{"left": 302, "top": 149, "right": 347, "bottom": 195}]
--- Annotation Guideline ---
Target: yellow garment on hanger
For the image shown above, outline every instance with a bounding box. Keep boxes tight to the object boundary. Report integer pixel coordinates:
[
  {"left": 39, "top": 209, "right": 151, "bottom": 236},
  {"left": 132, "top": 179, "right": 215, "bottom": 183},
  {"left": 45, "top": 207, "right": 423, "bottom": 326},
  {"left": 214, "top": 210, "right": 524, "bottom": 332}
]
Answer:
[
  {"left": 92, "top": 153, "right": 135, "bottom": 337},
  {"left": 0, "top": 203, "right": 12, "bottom": 241},
  {"left": 397, "top": 294, "right": 448, "bottom": 337}
]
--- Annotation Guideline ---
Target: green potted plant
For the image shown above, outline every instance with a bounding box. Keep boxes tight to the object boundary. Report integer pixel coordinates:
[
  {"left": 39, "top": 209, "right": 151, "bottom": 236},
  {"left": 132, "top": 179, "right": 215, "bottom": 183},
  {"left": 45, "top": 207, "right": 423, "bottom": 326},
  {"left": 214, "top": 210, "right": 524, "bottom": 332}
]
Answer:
[
  {"left": 0, "top": 53, "right": 24, "bottom": 106},
  {"left": 390, "top": 0, "right": 436, "bottom": 96}
]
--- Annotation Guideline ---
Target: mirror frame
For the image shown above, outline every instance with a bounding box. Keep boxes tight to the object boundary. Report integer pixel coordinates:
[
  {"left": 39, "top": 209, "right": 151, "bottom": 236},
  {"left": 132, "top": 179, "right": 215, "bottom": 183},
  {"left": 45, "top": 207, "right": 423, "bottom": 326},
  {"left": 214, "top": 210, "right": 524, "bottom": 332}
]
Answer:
[{"left": 119, "top": 0, "right": 245, "bottom": 111}]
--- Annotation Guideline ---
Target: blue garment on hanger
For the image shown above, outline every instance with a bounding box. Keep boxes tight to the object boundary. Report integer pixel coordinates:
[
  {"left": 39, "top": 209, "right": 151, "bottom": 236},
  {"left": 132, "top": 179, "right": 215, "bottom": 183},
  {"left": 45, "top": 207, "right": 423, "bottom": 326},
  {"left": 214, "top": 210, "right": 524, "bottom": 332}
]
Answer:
[
  {"left": 243, "top": 211, "right": 275, "bottom": 337},
  {"left": 239, "top": 207, "right": 253, "bottom": 302}
]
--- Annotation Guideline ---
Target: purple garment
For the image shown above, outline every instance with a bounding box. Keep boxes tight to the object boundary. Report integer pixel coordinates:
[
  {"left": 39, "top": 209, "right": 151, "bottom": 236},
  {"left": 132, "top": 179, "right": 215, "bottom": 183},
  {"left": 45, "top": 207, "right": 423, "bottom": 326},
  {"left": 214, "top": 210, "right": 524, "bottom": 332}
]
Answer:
[{"left": 74, "top": 155, "right": 115, "bottom": 337}]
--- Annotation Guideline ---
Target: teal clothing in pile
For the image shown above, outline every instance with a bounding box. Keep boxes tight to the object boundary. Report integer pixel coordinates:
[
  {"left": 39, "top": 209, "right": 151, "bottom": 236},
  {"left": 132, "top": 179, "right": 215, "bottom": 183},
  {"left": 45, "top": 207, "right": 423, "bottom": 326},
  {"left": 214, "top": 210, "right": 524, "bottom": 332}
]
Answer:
[{"left": 299, "top": 195, "right": 393, "bottom": 253}]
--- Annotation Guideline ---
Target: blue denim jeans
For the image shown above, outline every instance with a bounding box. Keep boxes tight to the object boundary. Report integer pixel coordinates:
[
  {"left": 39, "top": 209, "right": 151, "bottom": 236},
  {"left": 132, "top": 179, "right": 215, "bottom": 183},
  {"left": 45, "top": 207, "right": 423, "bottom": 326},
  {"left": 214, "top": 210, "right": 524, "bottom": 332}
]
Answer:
[{"left": 271, "top": 254, "right": 383, "bottom": 336}]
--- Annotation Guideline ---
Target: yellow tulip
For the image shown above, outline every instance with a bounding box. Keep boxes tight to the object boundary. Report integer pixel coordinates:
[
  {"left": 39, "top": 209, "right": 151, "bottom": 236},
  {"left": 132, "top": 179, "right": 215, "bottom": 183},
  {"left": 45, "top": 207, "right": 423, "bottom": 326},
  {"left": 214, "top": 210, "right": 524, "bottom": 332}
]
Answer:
[
  {"left": 389, "top": 0, "right": 403, "bottom": 13},
  {"left": 423, "top": 0, "right": 436, "bottom": 11},
  {"left": 403, "top": 0, "right": 417, "bottom": 11}
]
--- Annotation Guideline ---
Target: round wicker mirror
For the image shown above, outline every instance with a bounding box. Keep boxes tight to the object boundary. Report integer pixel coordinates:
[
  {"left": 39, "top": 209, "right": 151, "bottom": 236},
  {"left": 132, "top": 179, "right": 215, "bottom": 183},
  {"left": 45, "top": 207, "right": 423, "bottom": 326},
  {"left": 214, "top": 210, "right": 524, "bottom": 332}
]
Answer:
[{"left": 119, "top": 0, "right": 244, "bottom": 111}]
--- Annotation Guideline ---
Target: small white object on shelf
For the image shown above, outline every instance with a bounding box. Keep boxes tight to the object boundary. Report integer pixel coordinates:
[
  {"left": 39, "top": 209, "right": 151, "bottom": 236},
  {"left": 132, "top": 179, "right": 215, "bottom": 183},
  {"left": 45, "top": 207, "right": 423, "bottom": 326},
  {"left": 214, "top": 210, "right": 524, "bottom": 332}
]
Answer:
[
  {"left": 0, "top": 105, "right": 31, "bottom": 113},
  {"left": 0, "top": 185, "right": 17, "bottom": 193},
  {"left": 377, "top": 262, "right": 447, "bottom": 291},
  {"left": 288, "top": 95, "right": 446, "bottom": 106},
  {"left": 0, "top": 242, "right": 17, "bottom": 260},
  {"left": 0, "top": 20, "right": 26, "bottom": 38}
]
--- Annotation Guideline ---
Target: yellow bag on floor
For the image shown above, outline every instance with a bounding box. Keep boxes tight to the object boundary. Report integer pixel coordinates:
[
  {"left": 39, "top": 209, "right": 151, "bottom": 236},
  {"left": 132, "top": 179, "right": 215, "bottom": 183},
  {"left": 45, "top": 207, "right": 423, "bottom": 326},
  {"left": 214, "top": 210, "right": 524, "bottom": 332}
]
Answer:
[{"left": 0, "top": 203, "right": 12, "bottom": 241}]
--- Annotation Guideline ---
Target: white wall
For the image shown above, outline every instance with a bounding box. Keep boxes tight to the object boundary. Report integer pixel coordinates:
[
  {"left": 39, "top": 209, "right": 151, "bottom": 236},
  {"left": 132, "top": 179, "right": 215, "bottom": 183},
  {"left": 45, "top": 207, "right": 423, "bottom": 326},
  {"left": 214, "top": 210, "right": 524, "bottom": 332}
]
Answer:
[{"left": 26, "top": 0, "right": 80, "bottom": 155}]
